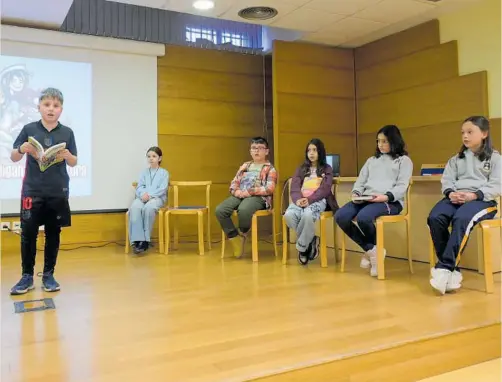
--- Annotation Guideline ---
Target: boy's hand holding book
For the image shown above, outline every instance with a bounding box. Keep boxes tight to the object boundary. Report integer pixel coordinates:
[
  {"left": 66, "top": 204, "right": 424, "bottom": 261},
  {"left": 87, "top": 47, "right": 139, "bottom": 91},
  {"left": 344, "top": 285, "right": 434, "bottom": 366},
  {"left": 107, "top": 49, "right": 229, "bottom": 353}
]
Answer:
[
  {"left": 19, "top": 142, "right": 38, "bottom": 158},
  {"left": 56, "top": 149, "right": 72, "bottom": 162}
]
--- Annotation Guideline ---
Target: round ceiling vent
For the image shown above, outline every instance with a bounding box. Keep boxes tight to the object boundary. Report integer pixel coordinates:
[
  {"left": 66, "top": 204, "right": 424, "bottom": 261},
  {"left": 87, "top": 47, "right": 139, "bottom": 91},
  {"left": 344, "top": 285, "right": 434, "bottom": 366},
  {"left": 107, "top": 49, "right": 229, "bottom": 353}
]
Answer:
[{"left": 238, "top": 6, "right": 278, "bottom": 21}]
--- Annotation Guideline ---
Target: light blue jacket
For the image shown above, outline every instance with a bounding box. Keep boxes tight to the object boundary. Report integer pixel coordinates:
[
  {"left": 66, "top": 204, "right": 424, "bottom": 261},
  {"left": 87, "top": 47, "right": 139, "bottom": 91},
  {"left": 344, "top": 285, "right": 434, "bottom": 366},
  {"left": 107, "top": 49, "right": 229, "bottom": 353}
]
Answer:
[{"left": 135, "top": 167, "right": 169, "bottom": 204}]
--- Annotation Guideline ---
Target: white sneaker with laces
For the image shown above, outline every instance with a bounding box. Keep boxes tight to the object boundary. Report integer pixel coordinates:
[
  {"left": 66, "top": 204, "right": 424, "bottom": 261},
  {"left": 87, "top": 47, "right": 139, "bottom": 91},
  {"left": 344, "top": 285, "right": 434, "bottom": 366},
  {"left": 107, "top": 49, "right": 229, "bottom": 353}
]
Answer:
[
  {"left": 446, "top": 270, "right": 462, "bottom": 292},
  {"left": 368, "top": 246, "right": 387, "bottom": 277},
  {"left": 360, "top": 253, "right": 370, "bottom": 269},
  {"left": 430, "top": 268, "right": 452, "bottom": 295}
]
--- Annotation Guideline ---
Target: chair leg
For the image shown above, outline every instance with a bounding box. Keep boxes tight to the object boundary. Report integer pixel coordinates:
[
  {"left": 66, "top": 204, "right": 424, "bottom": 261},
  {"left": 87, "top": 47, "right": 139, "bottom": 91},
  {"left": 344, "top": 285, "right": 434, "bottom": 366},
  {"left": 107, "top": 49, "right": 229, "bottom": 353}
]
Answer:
[
  {"left": 428, "top": 228, "right": 436, "bottom": 270},
  {"left": 159, "top": 210, "right": 164, "bottom": 254},
  {"left": 173, "top": 216, "right": 179, "bottom": 250},
  {"left": 206, "top": 210, "right": 211, "bottom": 250},
  {"left": 333, "top": 226, "right": 338, "bottom": 264},
  {"left": 252, "top": 214, "right": 259, "bottom": 262},
  {"left": 221, "top": 230, "right": 226, "bottom": 259},
  {"left": 125, "top": 211, "right": 129, "bottom": 254},
  {"left": 406, "top": 218, "right": 413, "bottom": 274},
  {"left": 340, "top": 231, "right": 346, "bottom": 272},
  {"left": 282, "top": 217, "right": 288, "bottom": 265},
  {"left": 482, "top": 226, "right": 494, "bottom": 294},
  {"left": 376, "top": 220, "right": 385, "bottom": 280},
  {"left": 320, "top": 216, "right": 328, "bottom": 268},
  {"left": 197, "top": 211, "right": 204, "bottom": 255},
  {"left": 272, "top": 213, "right": 278, "bottom": 257},
  {"left": 164, "top": 213, "right": 170, "bottom": 255}
]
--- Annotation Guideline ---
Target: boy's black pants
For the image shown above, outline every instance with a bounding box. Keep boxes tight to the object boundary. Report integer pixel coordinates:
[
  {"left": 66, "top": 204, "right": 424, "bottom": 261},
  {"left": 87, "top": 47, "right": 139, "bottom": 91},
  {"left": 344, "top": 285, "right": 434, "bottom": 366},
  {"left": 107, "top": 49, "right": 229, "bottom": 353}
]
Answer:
[{"left": 20, "top": 196, "right": 71, "bottom": 276}]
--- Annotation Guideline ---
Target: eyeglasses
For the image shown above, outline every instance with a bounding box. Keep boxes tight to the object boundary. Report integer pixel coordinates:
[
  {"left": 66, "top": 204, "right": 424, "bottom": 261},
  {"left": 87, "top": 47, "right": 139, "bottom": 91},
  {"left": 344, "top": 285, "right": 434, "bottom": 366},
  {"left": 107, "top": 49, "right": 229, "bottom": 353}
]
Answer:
[{"left": 250, "top": 146, "right": 267, "bottom": 152}]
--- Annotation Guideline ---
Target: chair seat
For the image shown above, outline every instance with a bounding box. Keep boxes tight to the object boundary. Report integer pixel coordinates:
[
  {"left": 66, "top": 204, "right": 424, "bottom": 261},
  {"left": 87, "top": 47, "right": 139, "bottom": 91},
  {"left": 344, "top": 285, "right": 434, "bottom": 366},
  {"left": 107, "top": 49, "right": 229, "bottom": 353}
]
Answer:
[
  {"left": 231, "top": 209, "right": 272, "bottom": 217},
  {"left": 167, "top": 206, "right": 207, "bottom": 215},
  {"left": 377, "top": 215, "right": 407, "bottom": 223}
]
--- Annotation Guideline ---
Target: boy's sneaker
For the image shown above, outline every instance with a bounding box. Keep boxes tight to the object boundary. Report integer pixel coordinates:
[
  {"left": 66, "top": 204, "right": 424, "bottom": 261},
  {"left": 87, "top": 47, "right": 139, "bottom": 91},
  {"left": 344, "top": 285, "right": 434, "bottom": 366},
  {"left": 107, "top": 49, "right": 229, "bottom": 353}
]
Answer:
[
  {"left": 39, "top": 272, "right": 61, "bottom": 292},
  {"left": 10, "top": 274, "right": 34, "bottom": 295},
  {"left": 446, "top": 270, "right": 462, "bottom": 292},
  {"left": 229, "top": 234, "right": 246, "bottom": 258},
  {"left": 430, "top": 268, "right": 452, "bottom": 295}
]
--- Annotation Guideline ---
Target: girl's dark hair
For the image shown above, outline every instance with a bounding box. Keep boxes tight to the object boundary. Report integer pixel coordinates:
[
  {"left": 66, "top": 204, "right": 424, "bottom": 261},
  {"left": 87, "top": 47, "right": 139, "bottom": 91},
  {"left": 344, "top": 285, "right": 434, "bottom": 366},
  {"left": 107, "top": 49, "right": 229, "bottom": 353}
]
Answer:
[
  {"left": 458, "top": 116, "right": 492, "bottom": 161},
  {"left": 147, "top": 146, "right": 163, "bottom": 164},
  {"left": 374, "top": 125, "right": 408, "bottom": 159},
  {"left": 301, "top": 138, "right": 328, "bottom": 177}
]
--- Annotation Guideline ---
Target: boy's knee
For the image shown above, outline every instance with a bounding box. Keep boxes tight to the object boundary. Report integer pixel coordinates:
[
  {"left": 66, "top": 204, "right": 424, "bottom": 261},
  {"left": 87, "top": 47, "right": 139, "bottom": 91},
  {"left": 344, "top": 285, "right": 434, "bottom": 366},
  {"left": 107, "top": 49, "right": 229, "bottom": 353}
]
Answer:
[{"left": 215, "top": 203, "right": 228, "bottom": 219}]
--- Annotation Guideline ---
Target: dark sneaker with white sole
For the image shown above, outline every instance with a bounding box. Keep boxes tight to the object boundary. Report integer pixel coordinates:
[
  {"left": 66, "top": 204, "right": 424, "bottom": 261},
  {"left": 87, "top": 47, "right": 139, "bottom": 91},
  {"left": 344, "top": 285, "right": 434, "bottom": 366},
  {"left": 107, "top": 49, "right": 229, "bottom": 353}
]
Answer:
[
  {"left": 38, "top": 272, "right": 61, "bottom": 292},
  {"left": 309, "top": 236, "right": 320, "bottom": 261},
  {"left": 10, "top": 274, "right": 35, "bottom": 295}
]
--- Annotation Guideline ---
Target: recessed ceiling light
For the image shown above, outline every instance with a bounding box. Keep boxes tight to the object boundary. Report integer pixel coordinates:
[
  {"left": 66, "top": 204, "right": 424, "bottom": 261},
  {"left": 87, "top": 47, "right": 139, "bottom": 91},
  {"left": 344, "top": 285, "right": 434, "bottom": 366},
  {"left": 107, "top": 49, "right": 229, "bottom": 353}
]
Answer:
[{"left": 193, "top": 0, "right": 214, "bottom": 10}]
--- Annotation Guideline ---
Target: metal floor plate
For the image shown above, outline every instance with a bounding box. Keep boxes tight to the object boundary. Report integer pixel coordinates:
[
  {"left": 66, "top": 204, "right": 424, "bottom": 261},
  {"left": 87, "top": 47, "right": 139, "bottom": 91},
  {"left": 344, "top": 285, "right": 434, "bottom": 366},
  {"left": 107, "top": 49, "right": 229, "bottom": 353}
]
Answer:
[{"left": 14, "top": 298, "right": 56, "bottom": 313}]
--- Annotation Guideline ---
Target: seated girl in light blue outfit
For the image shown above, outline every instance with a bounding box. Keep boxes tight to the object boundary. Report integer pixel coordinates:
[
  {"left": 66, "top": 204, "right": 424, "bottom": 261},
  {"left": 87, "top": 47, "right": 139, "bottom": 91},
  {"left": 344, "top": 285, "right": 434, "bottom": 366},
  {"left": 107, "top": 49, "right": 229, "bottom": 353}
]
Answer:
[{"left": 129, "top": 146, "right": 169, "bottom": 254}]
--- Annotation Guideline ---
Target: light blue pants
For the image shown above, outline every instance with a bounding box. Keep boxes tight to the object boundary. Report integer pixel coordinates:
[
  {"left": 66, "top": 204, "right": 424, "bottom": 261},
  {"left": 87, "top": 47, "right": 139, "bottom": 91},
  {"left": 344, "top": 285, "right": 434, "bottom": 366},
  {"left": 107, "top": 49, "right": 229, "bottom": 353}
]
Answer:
[
  {"left": 284, "top": 200, "right": 326, "bottom": 252},
  {"left": 128, "top": 197, "right": 164, "bottom": 243}
]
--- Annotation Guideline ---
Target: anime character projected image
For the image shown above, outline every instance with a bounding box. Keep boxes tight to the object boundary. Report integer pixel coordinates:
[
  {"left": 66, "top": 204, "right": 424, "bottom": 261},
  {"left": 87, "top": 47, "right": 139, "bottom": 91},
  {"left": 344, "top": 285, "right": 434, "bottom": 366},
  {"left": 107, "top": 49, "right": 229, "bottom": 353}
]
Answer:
[{"left": 0, "top": 64, "right": 41, "bottom": 164}]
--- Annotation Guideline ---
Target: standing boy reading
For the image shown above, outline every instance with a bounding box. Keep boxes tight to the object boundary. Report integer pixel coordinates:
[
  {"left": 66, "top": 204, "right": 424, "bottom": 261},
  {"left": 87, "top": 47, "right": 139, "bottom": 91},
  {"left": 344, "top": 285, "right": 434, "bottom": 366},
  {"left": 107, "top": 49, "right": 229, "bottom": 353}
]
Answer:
[
  {"left": 215, "top": 137, "right": 277, "bottom": 258},
  {"left": 10, "top": 88, "right": 78, "bottom": 295}
]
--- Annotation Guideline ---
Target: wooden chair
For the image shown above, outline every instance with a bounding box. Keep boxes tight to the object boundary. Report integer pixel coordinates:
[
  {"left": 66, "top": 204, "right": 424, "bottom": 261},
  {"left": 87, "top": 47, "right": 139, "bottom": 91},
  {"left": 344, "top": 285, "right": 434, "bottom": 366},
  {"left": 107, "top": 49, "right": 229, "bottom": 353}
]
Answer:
[
  {"left": 125, "top": 181, "right": 167, "bottom": 254},
  {"left": 164, "top": 181, "right": 212, "bottom": 255},
  {"left": 341, "top": 180, "right": 414, "bottom": 280},
  {"left": 221, "top": 209, "right": 278, "bottom": 262},
  {"left": 281, "top": 178, "right": 338, "bottom": 268},
  {"left": 428, "top": 197, "right": 501, "bottom": 293}
]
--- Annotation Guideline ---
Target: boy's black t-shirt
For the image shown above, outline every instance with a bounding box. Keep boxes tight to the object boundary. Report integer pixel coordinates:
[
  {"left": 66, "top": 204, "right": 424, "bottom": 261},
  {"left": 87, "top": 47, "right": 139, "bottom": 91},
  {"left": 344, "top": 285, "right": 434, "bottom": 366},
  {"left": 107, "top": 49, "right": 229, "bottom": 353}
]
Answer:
[{"left": 13, "top": 121, "right": 78, "bottom": 198}]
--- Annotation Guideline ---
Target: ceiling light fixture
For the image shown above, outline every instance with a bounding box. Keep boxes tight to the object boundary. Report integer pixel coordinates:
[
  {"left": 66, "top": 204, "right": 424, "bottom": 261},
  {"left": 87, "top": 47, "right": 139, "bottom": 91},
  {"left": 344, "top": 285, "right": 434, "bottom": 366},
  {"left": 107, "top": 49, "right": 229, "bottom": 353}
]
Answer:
[{"left": 193, "top": 0, "right": 215, "bottom": 10}]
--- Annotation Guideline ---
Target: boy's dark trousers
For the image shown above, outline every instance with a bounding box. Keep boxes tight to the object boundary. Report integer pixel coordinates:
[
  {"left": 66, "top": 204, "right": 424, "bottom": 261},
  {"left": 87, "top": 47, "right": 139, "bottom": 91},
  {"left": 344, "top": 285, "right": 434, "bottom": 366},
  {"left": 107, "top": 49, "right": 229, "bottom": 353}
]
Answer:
[
  {"left": 215, "top": 196, "right": 266, "bottom": 239},
  {"left": 427, "top": 198, "right": 498, "bottom": 271},
  {"left": 20, "top": 196, "right": 71, "bottom": 275}
]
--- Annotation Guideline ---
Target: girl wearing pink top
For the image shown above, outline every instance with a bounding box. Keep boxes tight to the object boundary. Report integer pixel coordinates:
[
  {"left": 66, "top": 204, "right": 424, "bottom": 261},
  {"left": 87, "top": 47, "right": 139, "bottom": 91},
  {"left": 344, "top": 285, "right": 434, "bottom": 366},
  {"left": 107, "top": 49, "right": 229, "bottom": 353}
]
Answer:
[{"left": 284, "top": 138, "right": 338, "bottom": 265}]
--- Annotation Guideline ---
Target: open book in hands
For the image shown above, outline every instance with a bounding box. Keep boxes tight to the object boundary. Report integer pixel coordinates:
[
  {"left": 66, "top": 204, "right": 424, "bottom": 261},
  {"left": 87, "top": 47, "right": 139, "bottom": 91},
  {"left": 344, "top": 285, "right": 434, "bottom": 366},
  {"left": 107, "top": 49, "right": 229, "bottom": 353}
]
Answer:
[{"left": 28, "top": 136, "right": 66, "bottom": 172}]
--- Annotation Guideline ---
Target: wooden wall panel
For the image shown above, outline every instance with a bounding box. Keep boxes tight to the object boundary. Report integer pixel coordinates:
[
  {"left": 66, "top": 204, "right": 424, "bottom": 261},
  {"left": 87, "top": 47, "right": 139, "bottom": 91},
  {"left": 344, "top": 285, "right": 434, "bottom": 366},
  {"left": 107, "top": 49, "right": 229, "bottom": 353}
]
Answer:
[
  {"left": 1, "top": 213, "right": 127, "bottom": 254},
  {"left": 278, "top": 133, "right": 357, "bottom": 179},
  {"left": 491, "top": 118, "right": 501, "bottom": 151},
  {"left": 158, "top": 98, "right": 264, "bottom": 138},
  {"left": 275, "top": 63, "right": 355, "bottom": 99},
  {"left": 273, "top": 40, "right": 357, "bottom": 232},
  {"left": 358, "top": 72, "right": 489, "bottom": 134},
  {"left": 355, "top": 20, "right": 440, "bottom": 70},
  {"left": 276, "top": 94, "right": 355, "bottom": 135},
  {"left": 158, "top": 68, "right": 263, "bottom": 104},
  {"left": 158, "top": 45, "right": 267, "bottom": 238},
  {"left": 273, "top": 41, "right": 354, "bottom": 69},
  {"left": 158, "top": 44, "right": 265, "bottom": 75},
  {"left": 356, "top": 41, "right": 459, "bottom": 99},
  {"left": 358, "top": 122, "right": 462, "bottom": 175}
]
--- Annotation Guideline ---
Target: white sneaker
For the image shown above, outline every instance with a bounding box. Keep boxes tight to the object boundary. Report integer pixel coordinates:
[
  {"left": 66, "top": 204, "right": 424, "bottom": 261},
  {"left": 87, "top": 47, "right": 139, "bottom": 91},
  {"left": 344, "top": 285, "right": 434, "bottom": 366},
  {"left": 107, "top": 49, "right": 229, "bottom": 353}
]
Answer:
[
  {"left": 360, "top": 253, "right": 370, "bottom": 269},
  {"left": 430, "top": 268, "right": 452, "bottom": 295},
  {"left": 368, "top": 246, "right": 387, "bottom": 277},
  {"left": 446, "top": 270, "right": 463, "bottom": 292}
]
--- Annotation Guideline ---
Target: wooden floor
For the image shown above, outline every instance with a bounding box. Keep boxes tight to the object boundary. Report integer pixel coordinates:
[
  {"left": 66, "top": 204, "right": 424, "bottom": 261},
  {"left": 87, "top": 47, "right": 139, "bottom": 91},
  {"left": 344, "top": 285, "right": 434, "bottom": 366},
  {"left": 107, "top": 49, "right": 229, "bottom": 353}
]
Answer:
[
  {"left": 1, "top": 243, "right": 500, "bottom": 382},
  {"left": 418, "top": 359, "right": 501, "bottom": 382}
]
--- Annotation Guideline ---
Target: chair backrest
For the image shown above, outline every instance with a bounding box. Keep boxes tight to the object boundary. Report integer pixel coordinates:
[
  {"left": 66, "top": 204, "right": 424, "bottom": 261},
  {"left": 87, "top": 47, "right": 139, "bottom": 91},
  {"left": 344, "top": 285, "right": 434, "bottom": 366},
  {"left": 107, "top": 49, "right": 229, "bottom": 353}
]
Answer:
[
  {"left": 170, "top": 181, "right": 212, "bottom": 210},
  {"left": 401, "top": 179, "right": 413, "bottom": 217}
]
